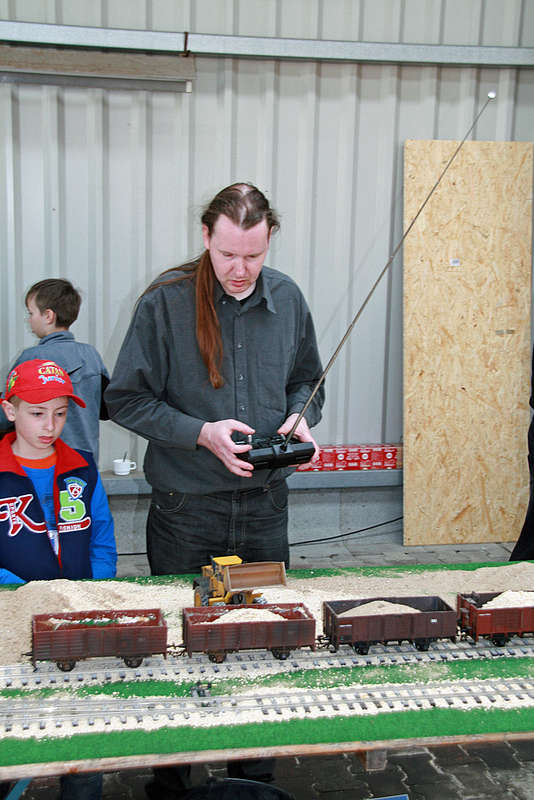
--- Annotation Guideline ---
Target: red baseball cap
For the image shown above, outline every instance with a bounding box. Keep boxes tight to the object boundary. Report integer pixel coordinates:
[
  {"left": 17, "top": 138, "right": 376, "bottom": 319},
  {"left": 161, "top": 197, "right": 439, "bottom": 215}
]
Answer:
[{"left": 3, "top": 359, "right": 86, "bottom": 407}]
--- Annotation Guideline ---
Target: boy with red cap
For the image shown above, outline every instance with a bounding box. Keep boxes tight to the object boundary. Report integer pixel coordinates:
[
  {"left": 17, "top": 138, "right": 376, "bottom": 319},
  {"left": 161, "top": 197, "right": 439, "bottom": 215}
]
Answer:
[
  {"left": 0, "top": 358, "right": 116, "bottom": 584},
  {"left": 0, "top": 359, "right": 116, "bottom": 800}
]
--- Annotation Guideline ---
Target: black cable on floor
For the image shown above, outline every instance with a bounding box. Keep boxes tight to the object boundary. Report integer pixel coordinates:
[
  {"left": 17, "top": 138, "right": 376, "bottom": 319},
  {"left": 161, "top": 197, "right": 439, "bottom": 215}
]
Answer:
[
  {"left": 290, "top": 515, "right": 403, "bottom": 547},
  {"left": 117, "top": 515, "right": 404, "bottom": 556}
]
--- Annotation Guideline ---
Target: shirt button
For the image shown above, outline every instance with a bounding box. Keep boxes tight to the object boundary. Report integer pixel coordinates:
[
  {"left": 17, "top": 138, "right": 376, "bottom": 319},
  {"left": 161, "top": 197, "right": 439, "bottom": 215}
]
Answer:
[
  {"left": 237, "top": 374, "right": 244, "bottom": 381},
  {"left": 237, "top": 342, "right": 243, "bottom": 349},
  {"left": 239, "top": 405, "right": 246, "bottom": 412}
]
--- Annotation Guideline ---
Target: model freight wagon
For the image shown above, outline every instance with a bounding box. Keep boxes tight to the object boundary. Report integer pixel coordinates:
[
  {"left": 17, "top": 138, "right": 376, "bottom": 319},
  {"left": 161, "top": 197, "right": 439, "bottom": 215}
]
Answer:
[
  {"left": 323, "top": 596, "right": 457, "bottom": 654},
  {"left": 458, "top": 592, "right": 534, "bottom": 645},
  {"left": 182, "top": 603, "right": 315, "bottom": 662},
  {"left": 32, "top": 608, "right": 167, "bottom": 671}
]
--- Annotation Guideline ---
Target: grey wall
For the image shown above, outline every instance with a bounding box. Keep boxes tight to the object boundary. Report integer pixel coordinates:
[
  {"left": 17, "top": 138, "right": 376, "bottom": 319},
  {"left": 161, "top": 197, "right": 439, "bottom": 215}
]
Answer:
[{"left": 1, "top": 0, "right": 533, "bottom": 473}]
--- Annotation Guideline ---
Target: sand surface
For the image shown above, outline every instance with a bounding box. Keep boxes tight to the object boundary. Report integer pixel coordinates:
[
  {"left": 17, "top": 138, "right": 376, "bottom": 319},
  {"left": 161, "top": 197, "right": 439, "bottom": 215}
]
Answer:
[{"left": 2, "top": 562, "right": 534, "bottom": 666}]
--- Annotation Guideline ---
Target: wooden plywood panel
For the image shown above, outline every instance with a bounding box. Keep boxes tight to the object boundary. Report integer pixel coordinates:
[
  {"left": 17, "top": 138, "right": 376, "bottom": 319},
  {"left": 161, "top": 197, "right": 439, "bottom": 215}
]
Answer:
[{"left": 403, "top": 140, "right": 532, "bottom": 545}]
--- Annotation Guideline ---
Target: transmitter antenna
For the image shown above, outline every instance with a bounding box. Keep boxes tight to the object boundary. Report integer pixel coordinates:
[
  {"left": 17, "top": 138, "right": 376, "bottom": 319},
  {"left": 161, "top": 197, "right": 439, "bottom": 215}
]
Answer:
[{"left": 285, "top": 90, "right": 496, "bottom": 446}]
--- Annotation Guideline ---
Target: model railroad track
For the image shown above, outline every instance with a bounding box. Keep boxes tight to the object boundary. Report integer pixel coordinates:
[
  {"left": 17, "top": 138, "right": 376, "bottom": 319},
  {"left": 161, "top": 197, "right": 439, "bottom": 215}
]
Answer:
[
  {"left": 2, "top": 635, "right": 534, "bottom": 691},
  {"left": 3, "top": 675, "right": 534, "bottom": 736}
]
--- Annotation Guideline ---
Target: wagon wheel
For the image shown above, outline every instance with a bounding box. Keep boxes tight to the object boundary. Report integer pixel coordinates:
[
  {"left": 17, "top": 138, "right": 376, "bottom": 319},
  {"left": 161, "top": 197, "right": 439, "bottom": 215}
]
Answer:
[
  {"left": 353, "top": 642, "right": 369, "bottom": 655},
  {"left": 271, "top": 648, "right": 291, "bottom": 661},
  {"left": 124, "top": 657, "right": 143, "bottom": 668},
  {"left": 414, "top": 638, "right": 431, "bottom": 651},
  {"left": 208, "top": 651, "right": 227, "bottom": 663},
  {"left": 491, "top": 634, "right": 509, "bottom": 647},
  {"left": 56, "top": 660, "right": 76, "bottom": 672},
  {"left": 231, "top": 593, "right": 245, "bottom": 605}
]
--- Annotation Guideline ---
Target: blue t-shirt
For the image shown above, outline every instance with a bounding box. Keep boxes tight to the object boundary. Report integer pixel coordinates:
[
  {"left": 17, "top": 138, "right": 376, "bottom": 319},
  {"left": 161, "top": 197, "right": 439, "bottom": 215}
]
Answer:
[{"left": 22, "top": 463, "right": 59, "bottom": 556}]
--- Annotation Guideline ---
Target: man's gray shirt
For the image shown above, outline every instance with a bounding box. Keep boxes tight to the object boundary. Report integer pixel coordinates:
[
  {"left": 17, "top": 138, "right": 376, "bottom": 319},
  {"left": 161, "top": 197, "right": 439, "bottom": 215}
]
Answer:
[{"left": 105, "top": 266, "right": 324, "bottom": 494}]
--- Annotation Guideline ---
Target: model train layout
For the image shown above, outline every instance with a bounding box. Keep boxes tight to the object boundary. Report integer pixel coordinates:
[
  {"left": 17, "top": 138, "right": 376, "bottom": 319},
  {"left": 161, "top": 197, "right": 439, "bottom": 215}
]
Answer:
[
  {"left": 5, "top": 560, "right": 534, "bottom": 759},
  {"left": 26, "top": 559, "right": 534, "bottom": 669}
]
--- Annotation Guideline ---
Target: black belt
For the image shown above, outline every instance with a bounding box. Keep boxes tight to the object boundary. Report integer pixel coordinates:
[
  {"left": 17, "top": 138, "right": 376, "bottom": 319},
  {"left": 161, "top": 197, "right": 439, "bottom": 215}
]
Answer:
[
  {"left": 224, "top": 478, "right": 285, "bottom": 498},
  {"left": 155, "top": 478, "right": 285, "bottom": 499}
]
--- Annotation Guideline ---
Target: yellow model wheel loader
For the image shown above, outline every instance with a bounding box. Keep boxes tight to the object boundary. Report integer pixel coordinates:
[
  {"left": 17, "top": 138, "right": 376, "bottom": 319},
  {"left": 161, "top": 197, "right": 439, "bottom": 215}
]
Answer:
[{"left": 193, "top": 556, "right": 287, "bottom": 606}]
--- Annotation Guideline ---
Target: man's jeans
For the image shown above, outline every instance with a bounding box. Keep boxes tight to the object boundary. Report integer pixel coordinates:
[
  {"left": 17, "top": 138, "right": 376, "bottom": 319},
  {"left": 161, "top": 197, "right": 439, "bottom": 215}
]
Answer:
[
  {"left": 146, "top": 481, "right": 286, "bottom": 792},
  {"left": 146, "top": 480, "right": 289, "bottom": 575}
]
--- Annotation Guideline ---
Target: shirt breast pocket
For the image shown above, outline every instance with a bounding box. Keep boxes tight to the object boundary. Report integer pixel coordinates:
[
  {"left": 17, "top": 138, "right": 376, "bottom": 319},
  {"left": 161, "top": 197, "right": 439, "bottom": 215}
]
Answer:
[
  {"left": 254, "top": 349, "right": 293, "bottom": 417},
  {"left": 67, "top": 361, "right": 85, "bottom": 388}
]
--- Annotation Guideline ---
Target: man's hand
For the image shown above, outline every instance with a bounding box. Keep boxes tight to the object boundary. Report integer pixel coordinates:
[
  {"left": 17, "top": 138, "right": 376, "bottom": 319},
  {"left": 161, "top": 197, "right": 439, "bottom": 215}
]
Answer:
[
  {"left": 197, "top": 419, "right": 256, "bottom": 477},
  {"left": 278, "top": 413, "right": 320, "bottom": 462}
]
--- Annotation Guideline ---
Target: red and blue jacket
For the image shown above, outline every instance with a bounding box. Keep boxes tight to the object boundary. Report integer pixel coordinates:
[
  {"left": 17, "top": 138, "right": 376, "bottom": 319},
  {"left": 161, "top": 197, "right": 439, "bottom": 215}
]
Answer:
[{"left": 0, "top": 433, "right": 116, "bottom": 583}]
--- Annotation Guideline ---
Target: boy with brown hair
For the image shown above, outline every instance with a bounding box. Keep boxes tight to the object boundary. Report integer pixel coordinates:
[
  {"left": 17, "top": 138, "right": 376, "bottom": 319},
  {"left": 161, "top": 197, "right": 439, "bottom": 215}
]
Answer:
[
  {"left": 0, "top": 358, "right": 116, "bottom": 800},
  {"left": 0, "top": 359, "right": 116, "bottom": 584},
  {"left": 1, "top": 279, "right": 109, "bottom": 464}
]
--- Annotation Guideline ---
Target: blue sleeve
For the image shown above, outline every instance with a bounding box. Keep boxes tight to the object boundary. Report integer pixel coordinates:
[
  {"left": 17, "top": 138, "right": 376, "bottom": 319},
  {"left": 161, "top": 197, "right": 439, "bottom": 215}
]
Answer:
[
  {"left": 89, "top": 473, "right": 117, "bottom": 579},
  {"left": 0, "top": 568, "right": 25, "bottom": 585}
]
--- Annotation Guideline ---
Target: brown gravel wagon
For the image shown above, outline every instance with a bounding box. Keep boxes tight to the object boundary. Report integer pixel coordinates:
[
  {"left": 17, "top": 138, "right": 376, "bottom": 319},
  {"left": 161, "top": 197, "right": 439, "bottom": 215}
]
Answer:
[
  {"left": 31, "top": 608, "right": 167, "bottom": 670},
  {"left": 458, "top": 591, "right": 534, "bottom": 646},
  {"left": 182, "top": 602, "right": 316, "bottom": 662},
  {"left": 323, "top": 596, "right": 457, "bottom": 654}
]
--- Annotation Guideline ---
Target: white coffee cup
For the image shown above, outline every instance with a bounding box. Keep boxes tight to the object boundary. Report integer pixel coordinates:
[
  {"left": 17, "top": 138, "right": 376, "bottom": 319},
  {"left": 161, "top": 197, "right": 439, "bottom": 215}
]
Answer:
[{"left": 113, "top": 458, "right": 137, "bottom": 476}]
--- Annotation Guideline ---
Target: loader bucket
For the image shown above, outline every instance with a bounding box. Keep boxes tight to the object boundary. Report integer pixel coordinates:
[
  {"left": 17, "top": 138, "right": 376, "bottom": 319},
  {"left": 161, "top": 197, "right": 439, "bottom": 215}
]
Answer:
[{"left": 223, "top": 561, "right": 287, "bottom": 592}]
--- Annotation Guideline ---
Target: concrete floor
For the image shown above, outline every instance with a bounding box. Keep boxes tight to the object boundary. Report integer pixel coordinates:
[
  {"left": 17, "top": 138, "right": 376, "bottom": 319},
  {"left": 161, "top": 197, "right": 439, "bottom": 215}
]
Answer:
[
  {"left": 115, "top": 524, "right": 514, "bottom": 577},
  {"left": 11, "top": 742, "right": 534, "bottom": 800}
]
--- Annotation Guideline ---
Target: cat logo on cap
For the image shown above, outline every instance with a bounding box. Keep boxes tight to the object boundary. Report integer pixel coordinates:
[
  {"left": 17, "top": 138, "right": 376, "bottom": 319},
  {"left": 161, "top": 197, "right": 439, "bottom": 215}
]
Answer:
[{"left": 37, "top": 361, "right": 68, "bottom": 387}]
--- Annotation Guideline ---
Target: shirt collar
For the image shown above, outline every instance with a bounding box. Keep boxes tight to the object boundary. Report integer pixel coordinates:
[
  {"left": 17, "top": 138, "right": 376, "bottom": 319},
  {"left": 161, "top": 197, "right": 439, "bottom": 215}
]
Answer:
[
  {"left": 0, "top": 432, "right": 88, "bottom": 474},
  {"left": 214, "top": 270, "right": 277, "bottom": 314},
  {"left": 40, "top": 330, "right": 74, "bottom": 343}
]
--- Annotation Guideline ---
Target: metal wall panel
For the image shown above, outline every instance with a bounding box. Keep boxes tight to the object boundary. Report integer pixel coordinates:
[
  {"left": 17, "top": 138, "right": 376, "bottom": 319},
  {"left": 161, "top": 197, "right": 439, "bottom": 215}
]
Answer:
[{"left": 1, "top": 0, "right": 533, "bottom": 472}]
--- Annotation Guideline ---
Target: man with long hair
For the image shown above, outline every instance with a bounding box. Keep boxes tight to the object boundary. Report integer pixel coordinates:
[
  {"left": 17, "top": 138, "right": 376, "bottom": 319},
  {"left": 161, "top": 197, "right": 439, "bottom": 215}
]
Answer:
[
  {"left": 106, "top": 182, "right": 324, "bottom": 576},
  {"left": 106, "top": 182, "right": 324, "bottom": 794}
]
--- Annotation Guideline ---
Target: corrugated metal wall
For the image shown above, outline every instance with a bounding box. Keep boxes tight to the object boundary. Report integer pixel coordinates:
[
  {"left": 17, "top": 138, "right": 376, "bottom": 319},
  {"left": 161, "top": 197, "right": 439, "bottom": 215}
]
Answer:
[{"left": 1, "top": 0, "right": 533, "bottom": 471}]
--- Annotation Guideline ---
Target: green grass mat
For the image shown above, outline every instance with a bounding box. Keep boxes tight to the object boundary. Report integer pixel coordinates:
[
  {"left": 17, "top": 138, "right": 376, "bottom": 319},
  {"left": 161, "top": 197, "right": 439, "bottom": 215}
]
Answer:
[
  {"left": 103, "top": 560, "right": 522, "bottom": 584},
  {"left": 5, "top": 655, "right": 534, "bottom": 701},
  {"left": 2, "top": 705, "right": 534, "bottom": 769}
]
